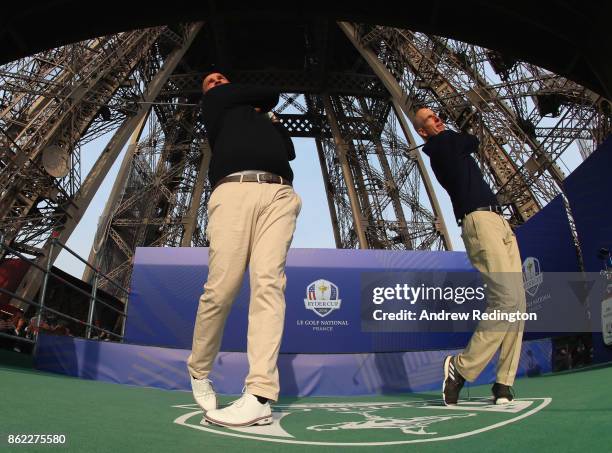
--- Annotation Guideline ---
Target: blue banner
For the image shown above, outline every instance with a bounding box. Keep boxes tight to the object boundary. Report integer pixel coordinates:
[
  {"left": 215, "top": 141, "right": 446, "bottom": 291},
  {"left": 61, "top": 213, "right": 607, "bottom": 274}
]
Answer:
[
  {"left": 564, "top": 135, "right": 612, "bottom": 273},
  {"left": 563, "top": 135, "right": 612, "bottom": 362},
  {"left": 515, "top": 195, "right": 578, "bottom": 272},
  {"left": 34, "top": 333, "right": 553, "bottom": 396},
  {"left": 127, "top": 248, "right": 475, "bottom": 353}
]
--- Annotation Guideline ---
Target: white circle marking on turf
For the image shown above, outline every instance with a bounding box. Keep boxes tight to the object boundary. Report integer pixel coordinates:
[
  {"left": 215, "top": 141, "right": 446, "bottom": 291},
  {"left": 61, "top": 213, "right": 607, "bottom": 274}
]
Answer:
[{"left": 173, "top": 397, "right": 552, "bottom": 446}]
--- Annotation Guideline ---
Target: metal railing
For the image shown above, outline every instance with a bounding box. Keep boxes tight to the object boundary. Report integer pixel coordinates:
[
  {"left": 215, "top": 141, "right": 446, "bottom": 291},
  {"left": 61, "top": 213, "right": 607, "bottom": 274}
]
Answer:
[{"left": 0, "top": 231, "right": 130, "bottom": 352}]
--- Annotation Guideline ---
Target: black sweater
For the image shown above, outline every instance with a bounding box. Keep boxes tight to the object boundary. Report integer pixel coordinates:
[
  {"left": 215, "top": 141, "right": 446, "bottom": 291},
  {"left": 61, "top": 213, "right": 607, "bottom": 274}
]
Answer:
[
  {"left": 422, "top": 130, "right": 498, "bottom": 221},
  {"left": 200, "top": 83, "right": 295, "bottom": 187}
]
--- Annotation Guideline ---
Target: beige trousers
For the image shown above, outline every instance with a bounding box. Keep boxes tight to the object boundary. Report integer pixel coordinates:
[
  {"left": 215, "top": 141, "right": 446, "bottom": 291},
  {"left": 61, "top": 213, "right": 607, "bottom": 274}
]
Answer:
[
  {"left": 187, "top": 182, "right": 301, "bottom": 401},
  {"left": 456, "top": 211, "right": 526, "bottom": 386}
]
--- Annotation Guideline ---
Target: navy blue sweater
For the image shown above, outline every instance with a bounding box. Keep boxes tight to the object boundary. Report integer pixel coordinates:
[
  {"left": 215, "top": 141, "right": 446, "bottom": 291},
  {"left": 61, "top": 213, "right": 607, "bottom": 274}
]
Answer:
[
  {"left": 422, "top": 130, "right": 498, "bottom": 220},
  {"left": 200, "top": 83, "right": 295, "bottom": 187}
]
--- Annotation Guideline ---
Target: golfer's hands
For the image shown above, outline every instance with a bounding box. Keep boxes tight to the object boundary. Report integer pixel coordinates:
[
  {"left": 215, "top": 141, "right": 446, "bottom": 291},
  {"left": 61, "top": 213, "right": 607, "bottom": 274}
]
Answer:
[{"left": 254, "top": 107, "right": 279, "bottom": 123}]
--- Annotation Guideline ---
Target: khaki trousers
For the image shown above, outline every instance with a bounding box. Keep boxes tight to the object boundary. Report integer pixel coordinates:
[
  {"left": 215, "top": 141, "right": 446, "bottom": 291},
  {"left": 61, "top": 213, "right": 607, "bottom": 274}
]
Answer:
[
  {"left": 456, "top": 211, "right": 526, "bottom": 386},
  {"left": 187, "top": 182, "right": 301, "bottom": 401}
]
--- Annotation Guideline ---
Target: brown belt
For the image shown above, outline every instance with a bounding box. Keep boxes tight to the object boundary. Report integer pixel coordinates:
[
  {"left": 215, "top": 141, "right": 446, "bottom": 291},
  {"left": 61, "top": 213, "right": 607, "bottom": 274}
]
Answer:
[{"left": 213, "top": 172, "right": 292, "bottom": 192}]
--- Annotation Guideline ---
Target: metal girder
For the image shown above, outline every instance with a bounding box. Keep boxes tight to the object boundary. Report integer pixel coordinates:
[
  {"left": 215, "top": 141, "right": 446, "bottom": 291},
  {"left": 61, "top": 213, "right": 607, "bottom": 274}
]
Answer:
[
  {"left": 315, "top": 92, "right": 445, "bottom": 251},
  {"left": 93, "top": 98, "right": 207, "bottom": 295},
  {"left": 82, "top": 112, "right": 150, "bottom": 284},
  {"left": 390, "top": 99, "right": 452, "bottom": 251},
  {"left": 343, "top": 23, "right": 542, "bottom": 222},
  {"left": 314, "top": 137, "right": 342, "bottom": 248},
  {"left": 9, "top": 23, "right": 203, "bottom": 307},
  {"left": 160, "top": 71, "right": 388, "bottom": 98},
  {"left": 322, "top": 94, "right": 369, "bottom": 249},
  {"left": 339, "top": 21, "right": 452, "bottom": 249},
  {"left": 181, "top": 140, "right": 211, "bottom": 247}
]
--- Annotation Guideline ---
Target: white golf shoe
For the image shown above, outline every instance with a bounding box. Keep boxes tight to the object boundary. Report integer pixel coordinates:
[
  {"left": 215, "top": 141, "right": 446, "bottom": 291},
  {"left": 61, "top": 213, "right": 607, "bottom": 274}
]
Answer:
[
  {"left": 190, "top": 375, "right": 217, "bottom": 412},
  {"left": 204, "top": 393, "right": 272, "bottom": 427}
]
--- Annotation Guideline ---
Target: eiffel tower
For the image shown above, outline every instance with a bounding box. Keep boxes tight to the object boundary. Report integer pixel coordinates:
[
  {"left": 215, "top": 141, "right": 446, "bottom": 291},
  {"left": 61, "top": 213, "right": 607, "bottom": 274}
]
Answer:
[{"left": 1, "top": 17, "right": 610, "bottom": 305}]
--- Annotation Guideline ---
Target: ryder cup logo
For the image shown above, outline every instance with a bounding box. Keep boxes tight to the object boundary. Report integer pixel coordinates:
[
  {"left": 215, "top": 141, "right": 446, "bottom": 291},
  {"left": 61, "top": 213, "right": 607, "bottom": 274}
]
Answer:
[
  {"left": 304, "top": 279, "right": 342, "bottom": 318},
  {"left": 523, "top": 257, "right": 543, "bottom": 296}
]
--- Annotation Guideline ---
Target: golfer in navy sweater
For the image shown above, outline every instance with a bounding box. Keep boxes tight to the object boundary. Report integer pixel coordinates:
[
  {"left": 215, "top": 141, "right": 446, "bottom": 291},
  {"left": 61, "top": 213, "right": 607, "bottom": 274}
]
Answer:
[{"left": 415, "top": 107, "right": 526, "bottom": 406}]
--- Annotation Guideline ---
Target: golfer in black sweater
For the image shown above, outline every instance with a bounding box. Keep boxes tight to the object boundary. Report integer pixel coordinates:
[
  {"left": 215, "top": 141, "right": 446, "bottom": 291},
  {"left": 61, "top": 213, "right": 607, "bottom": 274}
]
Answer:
[{"left": 188, "top": 72, "right": 301, "bottom": 427}]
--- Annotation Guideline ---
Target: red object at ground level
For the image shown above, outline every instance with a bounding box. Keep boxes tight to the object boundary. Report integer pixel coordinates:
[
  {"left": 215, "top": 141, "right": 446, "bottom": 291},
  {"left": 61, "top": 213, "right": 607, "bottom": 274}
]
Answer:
[{"left": 0, "top": 259, "right": 31, "bottom": 305}]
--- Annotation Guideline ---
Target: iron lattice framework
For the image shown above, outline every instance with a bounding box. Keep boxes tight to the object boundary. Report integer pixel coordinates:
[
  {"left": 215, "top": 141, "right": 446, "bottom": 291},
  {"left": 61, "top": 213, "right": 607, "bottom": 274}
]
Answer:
[
  {"left": 0, "top": 20, "right": 610, "bottom": 299},
  {"left": 0, "top": 25, "right": 199, "bottom": 251},
  {"left": 303, "top": 93, "right": 445, "bottom": 250},
  {"left": 91, "top": 107, "right": 211, "bottom": 291},
  {"left": 347, "top": 23, "right": 610, "bottom": 222}
]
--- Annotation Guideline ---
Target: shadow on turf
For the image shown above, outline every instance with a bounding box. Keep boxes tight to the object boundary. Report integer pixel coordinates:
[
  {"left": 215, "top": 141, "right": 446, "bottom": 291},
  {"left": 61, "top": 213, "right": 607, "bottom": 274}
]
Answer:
[
  {"left": 273, "top": 392, "right": 450, "bottom": 407},
  {"left": 0, "top": 348, "right": 34, "bottom": 369}
]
